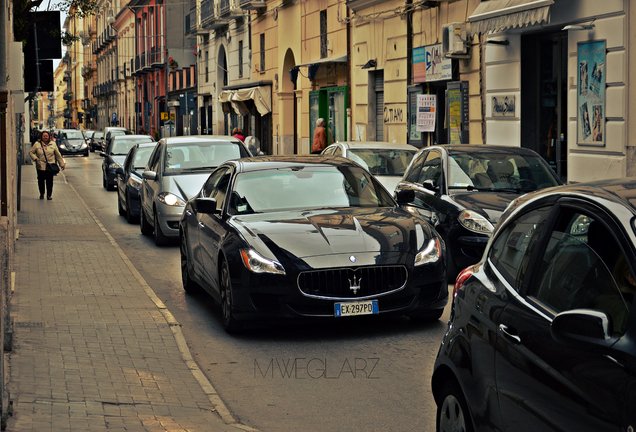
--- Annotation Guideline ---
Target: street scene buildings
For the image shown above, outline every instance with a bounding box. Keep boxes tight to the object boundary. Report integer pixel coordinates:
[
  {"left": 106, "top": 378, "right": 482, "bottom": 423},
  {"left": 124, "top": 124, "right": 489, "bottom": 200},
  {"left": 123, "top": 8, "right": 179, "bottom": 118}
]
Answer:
[{"left": 0, "top": 0, "right": 636, "bottom": 430}]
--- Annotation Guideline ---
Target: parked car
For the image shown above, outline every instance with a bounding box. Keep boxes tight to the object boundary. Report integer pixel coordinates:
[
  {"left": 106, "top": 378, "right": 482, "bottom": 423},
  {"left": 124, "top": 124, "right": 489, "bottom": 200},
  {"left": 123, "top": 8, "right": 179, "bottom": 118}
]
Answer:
[
  {"left": 89, "top": 131, "right": 104, "bottom": 152},
  {"left": 115, "top": 142, "right": 158, "bottom": 223},
  {"left": 395, "top": 144, "right": 562, "bottom": 281},
  {"left": 57, "top": 129, "right": 89, "bottom": 157},
  {"left": 321, "top": 141, "right": 417, "bottom": 193},
  {"left": 140, "top": 136, "right": 252, "bottom": 246},
  {"left": 432, "top": 177, "right": 636, "bottom": 432},
  {"left": 101, "top": 134, "right": 154, "bottom": 190},
  {"left": 179, "top": 156, "right": 448, "bottom": 332},
  {"left": 82, "top": 129, "right": 95, "bottom": 146},
  {"left": 103, "top": 127, "right": 132, "bottom": 152}
]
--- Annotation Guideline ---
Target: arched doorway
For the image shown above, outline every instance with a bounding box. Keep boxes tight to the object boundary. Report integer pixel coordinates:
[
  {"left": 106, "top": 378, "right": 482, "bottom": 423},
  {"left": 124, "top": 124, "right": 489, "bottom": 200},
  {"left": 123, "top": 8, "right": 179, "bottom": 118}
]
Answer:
[{"left": 280, "top": 48, "right": 297, "bottom": 154}]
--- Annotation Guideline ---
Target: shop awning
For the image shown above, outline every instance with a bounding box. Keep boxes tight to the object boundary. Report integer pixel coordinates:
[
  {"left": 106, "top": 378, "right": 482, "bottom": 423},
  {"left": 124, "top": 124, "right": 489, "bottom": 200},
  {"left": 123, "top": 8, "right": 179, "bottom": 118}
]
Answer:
[
  {"left": 218, "top": 86, "right": 272, "bottom": 116},
  {"left": 468, "top": 0, "right": 554, "bottom": 34},
  {"left": 295, "top": 55, "right": 348, "bottom": 67}
]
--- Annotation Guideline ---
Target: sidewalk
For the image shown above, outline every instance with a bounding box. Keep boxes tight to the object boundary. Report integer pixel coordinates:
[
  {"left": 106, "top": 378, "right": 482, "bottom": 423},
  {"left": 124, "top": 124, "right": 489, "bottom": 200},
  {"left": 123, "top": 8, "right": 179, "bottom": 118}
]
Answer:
[{"left": 7, "top": 174, "right": 252, "bottom": 431}]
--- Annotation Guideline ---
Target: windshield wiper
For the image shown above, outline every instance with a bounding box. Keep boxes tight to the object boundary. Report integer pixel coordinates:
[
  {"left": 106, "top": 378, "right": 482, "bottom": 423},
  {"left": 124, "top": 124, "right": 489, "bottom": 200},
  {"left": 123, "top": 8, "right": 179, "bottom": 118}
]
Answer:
[{"left": 186, "top": 166, "right": 217, "bottom": 171}]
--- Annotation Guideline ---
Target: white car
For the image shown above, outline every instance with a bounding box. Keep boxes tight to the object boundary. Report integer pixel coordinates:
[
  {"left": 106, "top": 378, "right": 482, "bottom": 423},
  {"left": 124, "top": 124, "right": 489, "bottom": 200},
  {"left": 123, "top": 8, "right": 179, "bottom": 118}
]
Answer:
[{"left": 321, "top": 141, "right": 418, "bottom": 193}]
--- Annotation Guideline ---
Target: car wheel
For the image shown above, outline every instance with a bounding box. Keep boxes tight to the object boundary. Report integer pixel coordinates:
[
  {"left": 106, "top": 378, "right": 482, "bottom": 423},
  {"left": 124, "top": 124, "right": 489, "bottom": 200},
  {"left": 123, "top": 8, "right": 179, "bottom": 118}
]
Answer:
[
  {"left": 437, "top": 380, "right": 473, "bottom": 432},
  {"left": 117, "top": 193, "right": 125, "bottom": 216},
  {"left": 125, "top": 192, "right": 137, "bottom": 224},
  {"left": 102, "top": 174, "right": 107, "bottom": 189},
  {"left": 219, "top": 258, "right": 242, "bottom": 333},
  {"left": 153, "top": 211, "right": 170, "bottom": 246},
  {"left": 140, "top": 207, "right": 153, "bottom": 236},
  {"left": 180, "top": 234, "right": 199, "bottom": 294},
  {"left": 446, "top": 246, "right": 458, "bottom": 284},
  {"left": 84, "top": 151, "right": 89, "bottom": 157}
]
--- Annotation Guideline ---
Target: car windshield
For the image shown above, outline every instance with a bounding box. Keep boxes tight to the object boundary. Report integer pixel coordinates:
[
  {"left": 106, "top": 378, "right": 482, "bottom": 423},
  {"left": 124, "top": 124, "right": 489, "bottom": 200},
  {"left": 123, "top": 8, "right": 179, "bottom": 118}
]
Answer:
[
  {"left": 93, "top": 132, "right": 103, "bottom": 139},
  {"left": 229, "top": 166, "right": 395, "bottom": 214},
  {"left": 63, "top": 130, "right": 84, "bottom": 140},
  {"left": 164, "top": 141, "right": 248, "bottom": 173},
  {"left": 447, "top": 151, "right": 560, "bottom": 192},
  {"left": 348, "top": 148, "right": 416, "bottom": 176},
  {"left": 111, "top": 137, "right": 153, "bottom": 155},
  {"left": 132, "top": 146, "right": 156, "bottom": 170}
]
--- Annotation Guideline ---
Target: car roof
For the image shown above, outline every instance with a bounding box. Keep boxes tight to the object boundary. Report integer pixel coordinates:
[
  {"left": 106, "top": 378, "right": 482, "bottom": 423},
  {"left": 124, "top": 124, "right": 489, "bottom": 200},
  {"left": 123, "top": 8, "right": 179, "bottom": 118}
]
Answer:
[
  {"left": 332, "top": 141, "right": 418, "bottom": 151},
  {"left": 112, "top": 134, "right": 152, "bottom": 140},
  {"left": 228, "top": 155, "right": 362, "bottom": 172},
  {"left": 160, "top": 135, "right": 243, "bottom": 145},
  {"left": 427, "top": 144, "right": 541, "bottom": 156},
  {"left": 136, "top": 142, "right": 158, "bottom": 148}
]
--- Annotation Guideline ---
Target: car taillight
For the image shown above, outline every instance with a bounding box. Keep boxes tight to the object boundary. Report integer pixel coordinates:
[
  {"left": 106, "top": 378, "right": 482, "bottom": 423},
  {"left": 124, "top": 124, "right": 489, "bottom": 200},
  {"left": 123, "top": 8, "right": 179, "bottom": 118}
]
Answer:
[{"left": 453, "top": 266, "right": 475, "bottom": 299}]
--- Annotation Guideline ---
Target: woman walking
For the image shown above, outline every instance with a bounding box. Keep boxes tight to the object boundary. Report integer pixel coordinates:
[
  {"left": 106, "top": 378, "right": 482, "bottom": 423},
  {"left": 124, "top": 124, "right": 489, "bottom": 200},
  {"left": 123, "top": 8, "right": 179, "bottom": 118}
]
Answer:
[{"left": 29, "top": 130, "right": 65, "bottom": 200}]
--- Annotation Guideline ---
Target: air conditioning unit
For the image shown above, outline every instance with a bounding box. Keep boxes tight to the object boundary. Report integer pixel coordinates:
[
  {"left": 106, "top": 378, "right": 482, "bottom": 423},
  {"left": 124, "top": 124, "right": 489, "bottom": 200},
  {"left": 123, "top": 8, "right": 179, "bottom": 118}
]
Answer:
[{"left": 442, "top": 22, "right": 469, "bottom": 58}]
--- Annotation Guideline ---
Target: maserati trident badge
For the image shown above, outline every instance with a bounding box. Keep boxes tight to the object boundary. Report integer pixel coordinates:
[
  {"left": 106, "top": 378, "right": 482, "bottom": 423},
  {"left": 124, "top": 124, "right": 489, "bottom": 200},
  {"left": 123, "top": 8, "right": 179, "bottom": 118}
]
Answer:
[
  {"left": 349, "top": 255, "right": 356, "bottom": 263},
  {"left": 348, "top": 275, "right": 362, "bottom": 294}
]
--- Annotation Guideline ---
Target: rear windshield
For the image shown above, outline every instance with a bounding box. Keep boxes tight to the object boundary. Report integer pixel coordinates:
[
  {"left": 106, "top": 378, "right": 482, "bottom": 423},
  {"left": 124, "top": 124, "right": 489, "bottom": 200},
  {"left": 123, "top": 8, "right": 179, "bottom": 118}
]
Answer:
[
  {"left": 132, "top": 146, "right": 157, "bottom": 170},
  {"left": 111, "top": 137, "right": 153, "bottom": 155},
  {"left": 164, "top": 141, "right": 249, "bottom": 174},
  {"left": 348, "top": 148, "right": 416, "bottom": 176},
  {"left": 63, "top": 130, "right": 84, "bottom": 140}
]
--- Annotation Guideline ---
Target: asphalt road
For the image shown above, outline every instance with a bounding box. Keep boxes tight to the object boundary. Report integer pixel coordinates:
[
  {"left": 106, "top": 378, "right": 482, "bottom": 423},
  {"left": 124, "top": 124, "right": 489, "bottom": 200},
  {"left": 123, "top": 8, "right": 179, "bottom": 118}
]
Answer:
[{"left": 64, "top": 152, "right": 451, "bottom": 432}]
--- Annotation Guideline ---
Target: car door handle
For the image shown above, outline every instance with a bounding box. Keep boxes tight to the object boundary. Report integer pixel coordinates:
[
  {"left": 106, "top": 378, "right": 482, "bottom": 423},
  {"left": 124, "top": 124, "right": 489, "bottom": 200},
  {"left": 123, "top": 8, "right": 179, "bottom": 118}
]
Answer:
[
  {"left": 185, "top": 210, "right": 192, "bottom": 217},
  {"left": 498, "top": 324, "right": 521, "bottom": 344},
  {"left": 198, "top": 222, "right": 205, "bottom": 228}
]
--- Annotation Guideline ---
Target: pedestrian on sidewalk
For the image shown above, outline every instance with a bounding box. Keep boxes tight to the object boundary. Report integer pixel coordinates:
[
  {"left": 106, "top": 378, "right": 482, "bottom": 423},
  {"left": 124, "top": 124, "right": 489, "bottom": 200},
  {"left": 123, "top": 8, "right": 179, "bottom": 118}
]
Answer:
[
  {"left": 312, "top": 118, "right": 327, "bottom": 154},
  {"left": 29, "top": 130, "right": 66, "bottom": 200}
]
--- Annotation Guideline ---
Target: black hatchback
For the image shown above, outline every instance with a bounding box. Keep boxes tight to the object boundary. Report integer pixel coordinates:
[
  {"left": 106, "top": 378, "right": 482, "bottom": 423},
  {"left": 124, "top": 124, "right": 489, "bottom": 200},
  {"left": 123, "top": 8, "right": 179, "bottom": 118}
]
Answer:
[
  {"left": 432, "top": 178, "right": 636, "bottom": 432},
  {"left": 395, "top": 145, "right": 561, "bottom": 281}
]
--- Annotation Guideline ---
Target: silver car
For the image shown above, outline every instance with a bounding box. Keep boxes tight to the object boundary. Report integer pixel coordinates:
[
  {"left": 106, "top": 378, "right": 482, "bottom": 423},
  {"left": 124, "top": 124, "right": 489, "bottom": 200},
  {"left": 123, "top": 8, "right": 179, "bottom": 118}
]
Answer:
[
  {"left": 321, "top": 141, "right": 417, "bottom": 193},
  {"left": 140, "top": 136, "right": 252, "bottom": 245}
]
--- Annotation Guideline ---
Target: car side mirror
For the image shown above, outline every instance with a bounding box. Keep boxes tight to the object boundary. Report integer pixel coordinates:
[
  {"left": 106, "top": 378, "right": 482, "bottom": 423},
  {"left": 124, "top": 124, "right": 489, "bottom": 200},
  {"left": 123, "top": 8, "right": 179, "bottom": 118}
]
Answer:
[
  {"left": 395, "top": 189, "right": 415, "bottom": 205},
  {"left": 142, "top": 170, "right": 158, "bottom": 181},
  {"left": 551, "top": 309, "right": 616, "bottom": 350},
  {"left": 115, "top": 167, "right": 124, "bottom": 176},
  {"left": 194, "top": 197, "right": 218, "bottom": 214}
]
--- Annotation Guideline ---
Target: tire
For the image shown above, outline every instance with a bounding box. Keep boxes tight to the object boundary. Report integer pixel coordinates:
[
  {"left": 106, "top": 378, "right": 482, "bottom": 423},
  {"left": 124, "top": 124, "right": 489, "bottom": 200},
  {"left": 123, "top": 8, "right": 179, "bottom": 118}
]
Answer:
[
  {"left": 84, "top": 151, "right": 89, "bottom": 157},
  {"left": 117, "top": 194, "right": 125, "bottom": 216},
  {"left": 180, "top": 234, "right": 199, "bottom": 294},
  {"left": 125, "top": 192, "right": 137, "bottom": 224},
  {"left": 140, "top": 207, "right": 153, "bottom": 236},
  {"left": 219, "top": 258, "right": 242, "bottom": 333},
  {"left": 436, "top": 380, "right": 473, "bottom": 432},
  {"left": 102, "top": 174, "right": 107, "bottom": 189},
  {"left": 153, "top": 211, "right": 170, "bottom": 246},
  {"left": 445, "top": 246, "right": 458, "bottom": 284}
]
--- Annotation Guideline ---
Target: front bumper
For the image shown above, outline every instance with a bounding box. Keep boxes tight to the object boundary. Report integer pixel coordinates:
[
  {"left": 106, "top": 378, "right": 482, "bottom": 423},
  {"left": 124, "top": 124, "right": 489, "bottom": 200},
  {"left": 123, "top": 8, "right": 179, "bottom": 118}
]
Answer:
[
  {"left": 156, "top": 203, "right": 186, "bottom": 238},
  {"left": 227, "top": 260, "right": 448, "bottom": 321},
  {"left": 59, "top": 144, "right": 88, "bottom": 155}
]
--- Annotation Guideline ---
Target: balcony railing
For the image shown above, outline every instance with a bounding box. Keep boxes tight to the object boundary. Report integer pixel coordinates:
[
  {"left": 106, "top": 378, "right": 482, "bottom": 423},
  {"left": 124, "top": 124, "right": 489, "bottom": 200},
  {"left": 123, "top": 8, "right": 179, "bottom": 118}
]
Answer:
[{"left": 239, "top": 0, "right": 266, "bottom": 10}]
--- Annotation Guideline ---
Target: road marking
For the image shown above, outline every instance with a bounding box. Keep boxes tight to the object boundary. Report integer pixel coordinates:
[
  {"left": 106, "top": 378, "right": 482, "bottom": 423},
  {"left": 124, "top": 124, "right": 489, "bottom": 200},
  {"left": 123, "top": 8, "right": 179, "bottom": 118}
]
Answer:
[{"left": 66, "top": 182, "right": 258, "bottom": 432}]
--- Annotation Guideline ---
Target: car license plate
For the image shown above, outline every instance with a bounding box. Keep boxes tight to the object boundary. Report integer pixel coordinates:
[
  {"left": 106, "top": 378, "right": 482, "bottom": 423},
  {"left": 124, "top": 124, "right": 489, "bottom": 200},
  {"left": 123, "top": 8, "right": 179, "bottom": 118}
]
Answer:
[{"left": 334, "top": 300, "right": 379, "bottom": 317}]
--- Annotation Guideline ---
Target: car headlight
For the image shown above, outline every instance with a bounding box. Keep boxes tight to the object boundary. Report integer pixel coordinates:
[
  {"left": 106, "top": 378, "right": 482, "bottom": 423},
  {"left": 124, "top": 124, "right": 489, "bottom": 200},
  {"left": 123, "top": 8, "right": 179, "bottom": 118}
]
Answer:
[
  {"left": 240, "top": 248, "right": 286, "bottom": 275},
  {"left": 127, "top": 176, "right": 142, "bottom": 190},
  {"left": 158, "top": 192, "right": 186, "bottom": 207},
  {"left": 80, "top": 143, "right": 88, "bottom": 148},
  {"left": 59, "top": 144, "right": 67, "bottom": 149},
  {"left": 414, "top": 237, "right": 442, "bottom": 266},
  {"left": 108, "top": 162, "right": 121, "bottom": 169},
  {"left": 458, "top": 210, "right": 495, "bottom": 235}
]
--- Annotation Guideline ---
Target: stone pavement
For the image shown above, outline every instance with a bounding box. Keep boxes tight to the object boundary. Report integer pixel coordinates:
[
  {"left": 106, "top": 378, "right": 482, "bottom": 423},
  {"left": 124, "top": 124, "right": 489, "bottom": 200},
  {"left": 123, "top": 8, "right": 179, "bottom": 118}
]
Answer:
[{"left": 6, "top": 173, "right": 255, "bottom": 431}]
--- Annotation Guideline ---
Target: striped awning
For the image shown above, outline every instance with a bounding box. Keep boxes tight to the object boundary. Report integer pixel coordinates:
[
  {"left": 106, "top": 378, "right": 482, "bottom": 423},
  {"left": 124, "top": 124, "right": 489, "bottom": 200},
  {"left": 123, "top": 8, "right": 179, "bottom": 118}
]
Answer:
[{"left": 468, "top": 0, "right": 554, "bottom": 34}]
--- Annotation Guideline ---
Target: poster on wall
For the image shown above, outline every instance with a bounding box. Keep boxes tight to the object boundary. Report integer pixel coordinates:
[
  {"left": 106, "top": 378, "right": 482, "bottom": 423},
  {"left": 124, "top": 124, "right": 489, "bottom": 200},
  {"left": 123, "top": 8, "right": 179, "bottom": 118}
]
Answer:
[
  {"left": 447, "top": 81, "right": 469, "bottom": 144},
  {"left": 577, "top": 40, "right": 606, "bottom": 146},
  {"left": 416, "top": 94, "right": 436, "bottom": 132},
  {"left": 412, "top": 44, "right": 452, "bottom": 83}
]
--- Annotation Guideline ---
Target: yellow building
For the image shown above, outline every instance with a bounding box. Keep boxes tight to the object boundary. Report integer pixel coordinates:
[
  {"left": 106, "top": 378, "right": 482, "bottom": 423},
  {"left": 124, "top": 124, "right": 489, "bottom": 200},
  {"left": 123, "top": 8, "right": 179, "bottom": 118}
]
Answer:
[
  {"left": 112, "top": 4, "right": 135, "bottom": 131},
  {"left": 54, "top": 61, "right": 67, "bottom": 129},
  {"left": 63, "top": 10, "right": 86, "bottom": 128}
]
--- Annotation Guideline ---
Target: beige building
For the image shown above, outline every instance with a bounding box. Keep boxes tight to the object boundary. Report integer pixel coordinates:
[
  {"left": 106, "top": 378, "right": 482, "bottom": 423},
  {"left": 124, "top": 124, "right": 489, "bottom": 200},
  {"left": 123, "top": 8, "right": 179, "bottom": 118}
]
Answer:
[
  {"left": 54, "top": 61, "right": 67, "bottom": 129},
  {"left": 63, "top": 11, "right": 87, "bottom": 128},
  {"left": 112, "top": 4, "right": 135, "bottom": 131}
]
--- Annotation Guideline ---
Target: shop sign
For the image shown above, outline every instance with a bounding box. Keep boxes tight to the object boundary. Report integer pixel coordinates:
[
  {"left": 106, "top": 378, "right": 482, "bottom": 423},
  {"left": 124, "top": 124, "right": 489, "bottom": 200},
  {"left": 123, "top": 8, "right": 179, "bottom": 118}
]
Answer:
[
  {"left": 412, "top": 44, "right": 452, "bottom": 83},
  {"left": 577, "top": 40, "right": 606, "bottom": 146}
]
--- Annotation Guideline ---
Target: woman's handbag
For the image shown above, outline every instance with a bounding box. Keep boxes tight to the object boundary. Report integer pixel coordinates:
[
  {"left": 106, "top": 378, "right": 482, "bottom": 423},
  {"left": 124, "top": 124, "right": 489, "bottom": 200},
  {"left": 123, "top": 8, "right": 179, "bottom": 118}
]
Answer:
[{"left": 41, "top": 143, "right": 60, "bottom": 176}]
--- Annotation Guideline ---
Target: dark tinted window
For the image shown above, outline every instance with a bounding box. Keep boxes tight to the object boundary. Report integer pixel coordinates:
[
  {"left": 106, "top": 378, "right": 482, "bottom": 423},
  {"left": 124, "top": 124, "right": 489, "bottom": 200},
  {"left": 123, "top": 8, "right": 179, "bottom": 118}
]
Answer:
[
  {"left": 404, "top": 150, "right": 426, "bottom": 183},
  {"left": 201, "top": 168, "right": 227, "bottom": 198},
  {"left": 164, "top": 141, "right": 248, "bottom": 173},
  {"left": 417, "top": 151, "right": 443, "bottom": 186},
  {"left": 489, "top": 207, "right": 551, "bottom": 291},
  {"left": 528, "top": 210, "right": 633, "bottom": 335}
]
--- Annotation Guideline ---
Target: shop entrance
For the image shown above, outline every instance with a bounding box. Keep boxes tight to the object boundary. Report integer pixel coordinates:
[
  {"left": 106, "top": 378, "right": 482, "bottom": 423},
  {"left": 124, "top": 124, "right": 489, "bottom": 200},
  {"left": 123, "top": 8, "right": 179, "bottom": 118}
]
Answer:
[{"left": 521, "top": 31, "right": 568, "bottom": 182}]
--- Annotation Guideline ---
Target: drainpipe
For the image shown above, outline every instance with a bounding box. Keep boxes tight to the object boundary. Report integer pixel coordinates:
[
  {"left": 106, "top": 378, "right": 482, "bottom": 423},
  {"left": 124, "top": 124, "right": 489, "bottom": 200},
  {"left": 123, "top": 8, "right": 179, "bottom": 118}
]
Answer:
[
  {"left": 406, "top": 0, "right": 413, "bottom": 145},
  {"left": 346, "top": 4, "right": 351, "bottom": 141},
  {"left": 0, "top": 0, "right": 8, "bottom": 217}
]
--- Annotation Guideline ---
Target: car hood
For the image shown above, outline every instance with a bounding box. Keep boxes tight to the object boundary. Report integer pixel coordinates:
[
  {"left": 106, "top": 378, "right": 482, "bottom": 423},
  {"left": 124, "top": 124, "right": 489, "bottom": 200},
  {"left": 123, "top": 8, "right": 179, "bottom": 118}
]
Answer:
[
  {"left": 165, "top": 173, "right": 211, "bottom": 201},
  {"left": 450, "top": 191, "right": 519, "bottom": 225},
  {"left": 230, "top": 207, "right": 434, "bottom": 260}
]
